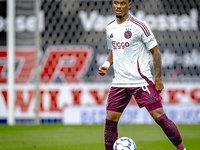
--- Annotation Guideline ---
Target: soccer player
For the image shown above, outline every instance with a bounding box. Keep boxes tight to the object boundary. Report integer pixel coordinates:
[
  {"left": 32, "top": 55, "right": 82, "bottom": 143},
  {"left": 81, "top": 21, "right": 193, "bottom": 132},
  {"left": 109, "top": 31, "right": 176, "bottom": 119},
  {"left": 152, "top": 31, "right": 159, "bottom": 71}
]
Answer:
[{"left": 98, "top": 0, "right": 186, "bottom": 150}]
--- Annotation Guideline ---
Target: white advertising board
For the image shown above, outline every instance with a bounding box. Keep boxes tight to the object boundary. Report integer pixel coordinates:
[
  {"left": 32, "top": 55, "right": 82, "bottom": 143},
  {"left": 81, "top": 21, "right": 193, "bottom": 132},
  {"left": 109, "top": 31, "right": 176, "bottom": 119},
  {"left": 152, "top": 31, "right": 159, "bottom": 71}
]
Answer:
[
  {"left": 62, "top": 105, "right": 200, "bottom": 125},
  {"left": 0, "top": 83, "right": 200, "bottom": 124}
]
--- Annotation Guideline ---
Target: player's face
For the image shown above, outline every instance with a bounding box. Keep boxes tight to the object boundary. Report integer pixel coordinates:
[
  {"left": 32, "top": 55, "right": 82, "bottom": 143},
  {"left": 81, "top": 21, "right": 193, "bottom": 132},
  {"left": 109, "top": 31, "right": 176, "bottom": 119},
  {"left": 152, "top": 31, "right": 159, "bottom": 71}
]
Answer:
[{"left": 113, "top": 0, "right": 131, "bottom": 19}]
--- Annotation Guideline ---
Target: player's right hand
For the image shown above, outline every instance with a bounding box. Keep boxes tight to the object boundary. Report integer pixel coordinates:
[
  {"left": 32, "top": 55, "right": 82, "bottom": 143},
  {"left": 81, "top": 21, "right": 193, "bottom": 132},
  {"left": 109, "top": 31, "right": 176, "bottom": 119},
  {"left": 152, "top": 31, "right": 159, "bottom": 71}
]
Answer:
[
  {"left": 98, "top": 66, "right": 107, "bottom": 76},
  {"left": 155, "top": 78, "right": 164, "bottom": 93}
]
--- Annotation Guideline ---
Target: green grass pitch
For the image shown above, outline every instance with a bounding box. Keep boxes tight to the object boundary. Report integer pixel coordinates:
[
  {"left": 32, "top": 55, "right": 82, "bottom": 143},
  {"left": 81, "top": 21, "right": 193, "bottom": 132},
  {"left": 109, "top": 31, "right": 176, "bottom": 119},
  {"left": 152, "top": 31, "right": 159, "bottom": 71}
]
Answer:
[{"left": 0, "top": 124, "right": 199, "bottom": 150}]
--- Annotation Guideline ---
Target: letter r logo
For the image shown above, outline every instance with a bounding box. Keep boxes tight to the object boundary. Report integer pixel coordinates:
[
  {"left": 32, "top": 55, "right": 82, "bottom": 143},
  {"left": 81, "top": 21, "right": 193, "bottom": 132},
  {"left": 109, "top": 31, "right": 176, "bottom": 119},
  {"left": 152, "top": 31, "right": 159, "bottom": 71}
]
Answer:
[{"left": 40, "top": 46, "right": 93, "bottom": 83}]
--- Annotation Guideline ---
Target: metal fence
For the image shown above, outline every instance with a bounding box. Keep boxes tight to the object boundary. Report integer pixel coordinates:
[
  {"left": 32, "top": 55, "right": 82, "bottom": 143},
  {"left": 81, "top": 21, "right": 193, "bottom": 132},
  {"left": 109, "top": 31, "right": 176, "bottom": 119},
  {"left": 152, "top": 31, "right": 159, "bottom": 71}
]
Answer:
[{"left": 0, "top": 0, "right": 199, "bottom": 83}]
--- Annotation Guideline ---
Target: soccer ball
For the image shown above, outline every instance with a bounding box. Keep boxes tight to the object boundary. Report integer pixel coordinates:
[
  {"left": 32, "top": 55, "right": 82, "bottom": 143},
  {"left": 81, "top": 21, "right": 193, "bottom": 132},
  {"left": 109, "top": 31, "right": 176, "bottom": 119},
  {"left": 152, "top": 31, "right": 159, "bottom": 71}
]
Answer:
[{"left": 113, "top": 137, "right": 136, "bottom": 150}]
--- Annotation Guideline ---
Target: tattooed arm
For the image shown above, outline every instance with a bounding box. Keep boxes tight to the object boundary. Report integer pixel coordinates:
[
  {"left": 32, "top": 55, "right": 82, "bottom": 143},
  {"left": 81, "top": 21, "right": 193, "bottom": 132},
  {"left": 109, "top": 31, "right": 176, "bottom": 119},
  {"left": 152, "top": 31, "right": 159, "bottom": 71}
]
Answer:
[{"left": 150, "top": 45, "right": 164, "bottom": 93}]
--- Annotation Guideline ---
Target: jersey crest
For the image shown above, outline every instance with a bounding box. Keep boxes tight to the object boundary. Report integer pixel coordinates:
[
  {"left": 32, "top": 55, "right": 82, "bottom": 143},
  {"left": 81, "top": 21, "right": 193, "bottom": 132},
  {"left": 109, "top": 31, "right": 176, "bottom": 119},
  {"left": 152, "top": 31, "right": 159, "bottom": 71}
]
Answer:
[{"left": 124, "top": 28, "right": 132, "bottom": 39}]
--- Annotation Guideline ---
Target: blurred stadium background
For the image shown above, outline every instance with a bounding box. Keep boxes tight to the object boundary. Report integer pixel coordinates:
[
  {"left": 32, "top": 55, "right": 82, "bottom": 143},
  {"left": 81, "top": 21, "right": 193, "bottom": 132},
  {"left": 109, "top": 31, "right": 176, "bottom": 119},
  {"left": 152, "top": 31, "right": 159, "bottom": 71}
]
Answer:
[{"left": 0, "top": 0, "right": 200, "bottom": 125}]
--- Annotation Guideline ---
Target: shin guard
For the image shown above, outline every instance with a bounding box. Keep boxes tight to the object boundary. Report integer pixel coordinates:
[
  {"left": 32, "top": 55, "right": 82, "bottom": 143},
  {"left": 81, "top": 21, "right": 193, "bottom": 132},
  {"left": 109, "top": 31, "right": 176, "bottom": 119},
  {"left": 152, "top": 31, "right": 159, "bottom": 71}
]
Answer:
[
  {"left": 155, "top": 114, "right": 182, "bottom": 146},
  {"left": 104, "top": 119, "right": 118, "bottom": 150}
]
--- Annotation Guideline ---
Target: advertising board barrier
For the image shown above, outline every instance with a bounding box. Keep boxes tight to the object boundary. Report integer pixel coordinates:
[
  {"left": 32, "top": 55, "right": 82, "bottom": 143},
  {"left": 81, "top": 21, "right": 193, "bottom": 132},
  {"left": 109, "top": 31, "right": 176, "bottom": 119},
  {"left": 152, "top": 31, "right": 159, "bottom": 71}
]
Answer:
[
  {"left": 62, "top": 105, "right": 200, "bottom": 125},
  {"left": 0, "top": 0, "right": 200, "bottom": 124},
  {"left": 0, "top": 83, "right": 200, "bottom": 124},
  {"left": 0, "top": 0, "right": 200, "bottom": 83}
]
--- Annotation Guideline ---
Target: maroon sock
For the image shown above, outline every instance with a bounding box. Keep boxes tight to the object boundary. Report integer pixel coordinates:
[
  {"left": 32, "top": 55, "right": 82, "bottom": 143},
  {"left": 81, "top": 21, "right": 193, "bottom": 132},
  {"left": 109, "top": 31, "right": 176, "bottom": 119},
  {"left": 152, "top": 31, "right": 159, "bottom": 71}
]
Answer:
[
  {"left": 176, "top": 142, "right": 185, "bottom": 150},
  {"left": 105, "top": 119, "right": 118, "bottom": 150},
  {"left": 155, "top": 114, "right": 183, "bottom": 147}
]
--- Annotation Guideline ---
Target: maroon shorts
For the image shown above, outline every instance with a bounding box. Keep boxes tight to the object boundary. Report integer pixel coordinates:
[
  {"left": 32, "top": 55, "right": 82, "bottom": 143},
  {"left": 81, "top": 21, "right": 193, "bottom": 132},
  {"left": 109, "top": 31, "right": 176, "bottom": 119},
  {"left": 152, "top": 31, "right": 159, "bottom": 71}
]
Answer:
[{"left": 106, "top": 82, "right": 162, "bottom": 113}]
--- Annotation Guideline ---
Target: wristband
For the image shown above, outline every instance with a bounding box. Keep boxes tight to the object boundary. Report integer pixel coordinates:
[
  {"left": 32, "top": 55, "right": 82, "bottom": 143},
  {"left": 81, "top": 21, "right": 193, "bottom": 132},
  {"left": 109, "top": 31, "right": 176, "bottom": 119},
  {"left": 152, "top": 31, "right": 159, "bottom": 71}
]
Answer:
[{"left": 102, "top": 61, "right": 110, "bottom": 69}]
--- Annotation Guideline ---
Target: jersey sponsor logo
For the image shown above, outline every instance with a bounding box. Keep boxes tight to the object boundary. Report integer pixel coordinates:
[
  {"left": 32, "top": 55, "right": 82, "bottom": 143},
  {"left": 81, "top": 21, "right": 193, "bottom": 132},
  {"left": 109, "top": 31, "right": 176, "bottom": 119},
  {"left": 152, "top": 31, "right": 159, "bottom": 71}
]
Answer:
[
  {"left": 148, "top": 95, "right": 155, "bottom": 101},
  {"left": 112, "top": 41, "right": 130, "bottom": 50},
  {"left": 110, "top": 33, "right": 113, "bottom": 38},
  {"left": 124, "top": 28, "right": 132, "bottom": 39}
]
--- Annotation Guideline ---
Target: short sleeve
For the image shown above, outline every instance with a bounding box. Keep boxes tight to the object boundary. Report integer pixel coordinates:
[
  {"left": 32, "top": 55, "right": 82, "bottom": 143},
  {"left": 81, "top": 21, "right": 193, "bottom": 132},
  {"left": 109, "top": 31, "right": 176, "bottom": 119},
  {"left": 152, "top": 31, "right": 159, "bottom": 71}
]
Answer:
[
  {"left": 141, "top": 21, "right": 158, "bottom": 50},
  {"left": 106, "top": 27, "right": 113, "bottom": 50}
]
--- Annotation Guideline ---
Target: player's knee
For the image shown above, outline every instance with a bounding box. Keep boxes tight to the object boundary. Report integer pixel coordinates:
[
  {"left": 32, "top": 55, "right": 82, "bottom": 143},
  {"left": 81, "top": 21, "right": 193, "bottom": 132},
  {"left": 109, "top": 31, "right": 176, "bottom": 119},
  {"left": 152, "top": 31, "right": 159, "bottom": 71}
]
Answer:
[
  {"left": 106, "top": 110, "right": 122, "bottom": 122},
  {"left": 149, "top": 107, "right": 165, "bottom": 120}
]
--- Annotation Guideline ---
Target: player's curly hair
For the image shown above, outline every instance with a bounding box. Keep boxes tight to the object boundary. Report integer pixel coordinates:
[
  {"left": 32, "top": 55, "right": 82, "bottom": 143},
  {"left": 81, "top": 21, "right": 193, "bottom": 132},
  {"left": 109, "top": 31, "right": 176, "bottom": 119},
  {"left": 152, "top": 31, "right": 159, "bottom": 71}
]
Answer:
[{"left": 113, "top": 0, "right": 132, "bottom": 2}]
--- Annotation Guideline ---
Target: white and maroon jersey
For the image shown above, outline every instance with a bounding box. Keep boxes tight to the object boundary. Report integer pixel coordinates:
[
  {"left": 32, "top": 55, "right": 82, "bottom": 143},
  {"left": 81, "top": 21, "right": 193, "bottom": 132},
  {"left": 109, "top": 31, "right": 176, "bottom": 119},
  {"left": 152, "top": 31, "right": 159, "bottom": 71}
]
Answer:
[{"left": 106, "top": 14, "right": 157, "bottom": 87}]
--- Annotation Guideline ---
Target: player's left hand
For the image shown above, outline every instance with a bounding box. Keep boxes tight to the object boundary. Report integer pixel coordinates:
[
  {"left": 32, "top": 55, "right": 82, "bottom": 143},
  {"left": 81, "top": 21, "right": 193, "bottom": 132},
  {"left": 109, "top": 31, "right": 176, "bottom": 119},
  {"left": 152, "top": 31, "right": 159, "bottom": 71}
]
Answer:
[{"left": 155, "top": 78, "right": 164, "bottom": 93}]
